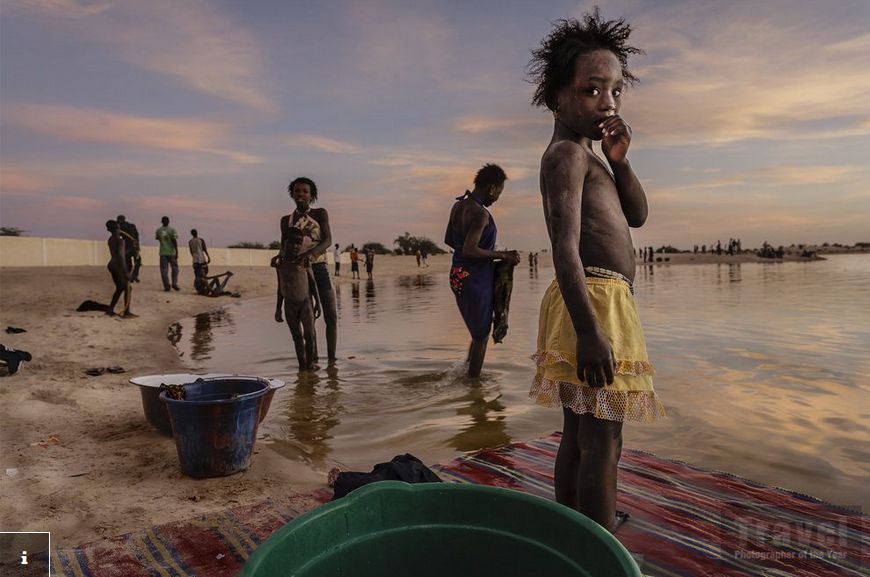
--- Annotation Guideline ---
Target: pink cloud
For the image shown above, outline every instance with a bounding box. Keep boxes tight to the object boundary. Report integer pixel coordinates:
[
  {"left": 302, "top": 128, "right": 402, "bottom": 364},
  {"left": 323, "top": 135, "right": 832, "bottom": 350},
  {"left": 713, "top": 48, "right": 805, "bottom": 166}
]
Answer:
[
  {"left": 284, "top": 134, "right": 362, "bottom": 154},
  {"left": 8, "top": 104, "right": 262, "bottom": 163}
]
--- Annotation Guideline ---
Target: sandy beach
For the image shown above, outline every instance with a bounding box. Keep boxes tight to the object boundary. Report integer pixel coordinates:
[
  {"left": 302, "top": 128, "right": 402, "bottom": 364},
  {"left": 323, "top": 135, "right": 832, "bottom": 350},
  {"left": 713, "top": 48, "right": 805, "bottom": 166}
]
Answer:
[{"left": 0, "top": 250, "right": 839, "bottom": 546}]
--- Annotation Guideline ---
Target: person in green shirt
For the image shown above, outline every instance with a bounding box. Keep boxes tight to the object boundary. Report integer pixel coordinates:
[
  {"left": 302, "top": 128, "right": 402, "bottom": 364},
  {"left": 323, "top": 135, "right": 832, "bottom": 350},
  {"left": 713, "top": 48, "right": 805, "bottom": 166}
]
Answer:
[{"left": 155, "top": 216, "right": 180, "bottom": 291}]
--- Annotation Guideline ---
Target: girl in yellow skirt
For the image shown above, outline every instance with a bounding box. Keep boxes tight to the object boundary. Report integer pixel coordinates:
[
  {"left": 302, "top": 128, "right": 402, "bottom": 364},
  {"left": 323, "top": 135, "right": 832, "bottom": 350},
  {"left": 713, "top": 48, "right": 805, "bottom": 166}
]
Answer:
[{"left": 527, "top": 11, "right": 665, "bottom": 532}]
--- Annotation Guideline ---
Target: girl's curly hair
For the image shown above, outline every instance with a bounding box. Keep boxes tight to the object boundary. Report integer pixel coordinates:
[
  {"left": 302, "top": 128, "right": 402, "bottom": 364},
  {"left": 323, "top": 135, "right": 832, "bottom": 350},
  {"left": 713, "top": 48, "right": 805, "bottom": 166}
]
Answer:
[{"left": 528, "top": 7, "right": 643, "bottom": 111}]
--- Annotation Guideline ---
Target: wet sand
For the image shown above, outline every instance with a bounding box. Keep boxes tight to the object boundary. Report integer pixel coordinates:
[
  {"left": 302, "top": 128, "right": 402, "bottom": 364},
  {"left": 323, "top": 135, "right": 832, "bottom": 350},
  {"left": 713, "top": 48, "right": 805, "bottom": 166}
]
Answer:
[{"left": 0, "top": 250, "right": 836, "bottom": 545}]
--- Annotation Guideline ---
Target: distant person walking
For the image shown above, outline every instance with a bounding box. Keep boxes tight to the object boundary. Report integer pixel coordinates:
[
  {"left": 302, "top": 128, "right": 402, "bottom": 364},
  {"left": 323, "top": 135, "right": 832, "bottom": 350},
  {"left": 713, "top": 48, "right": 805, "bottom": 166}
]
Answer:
[
  {"left": 444, "top": 163, "right": 520, "bottom": 378},
  {"left": 105, "top": 220, "right": 134, "bottom": 317},
  {"left": 350, "top": 245, "right": 361, "bottom": 279},
  {"left": 333, "top": 243, "right": 341, "bottom": 276},
  {"left": 279, "top": 176, "right": 338, "bottom": 364},
  {"left": 421, "top": 250, "right": 430, "bottom": 267},
  {"left": 415, "top": 249, "right": 422, "bottom": 267},
  {"left": 155, "top": 216, "right": 180, "bottom": 291},
  {"left": 188, "top": 229, "right": 211, "bottom": 288},
  {"left": 116, "top": 215, "right": 140, "bottom": 283}
]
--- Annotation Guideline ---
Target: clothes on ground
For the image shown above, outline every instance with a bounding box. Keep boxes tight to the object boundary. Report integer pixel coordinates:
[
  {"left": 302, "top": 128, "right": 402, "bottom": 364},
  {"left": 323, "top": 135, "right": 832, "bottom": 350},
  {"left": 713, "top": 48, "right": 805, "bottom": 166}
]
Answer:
[
  {"left": 331, "top": 453, "right": 442, "bottom": 501},
  {"left": 529, "top": 267, "right": 665, "bottom": 422},
  {"left": 76, "top": 299, "right": 111, "bottom": 312},
  {"left": 155, "top": 225, "right": 178, "bottom": 256},
  {"left": 0, "top": 344, "right": 31, "bottom": 376},
  {"left": 447, "top": 191, "right": 496, "bottom": 341}
]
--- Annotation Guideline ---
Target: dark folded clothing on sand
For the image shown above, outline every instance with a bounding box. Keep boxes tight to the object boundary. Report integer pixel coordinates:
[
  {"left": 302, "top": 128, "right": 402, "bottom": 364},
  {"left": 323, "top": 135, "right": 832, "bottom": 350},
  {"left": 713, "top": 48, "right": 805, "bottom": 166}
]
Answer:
[
  {"left": 332, "top": 454, "right": 442, "bottom": 500},
  {"left": 76, "top": 300, "right": 111, "bottom": 312},
  {"left": 0, "top": 344, "right": 32, "bottom": 376}
]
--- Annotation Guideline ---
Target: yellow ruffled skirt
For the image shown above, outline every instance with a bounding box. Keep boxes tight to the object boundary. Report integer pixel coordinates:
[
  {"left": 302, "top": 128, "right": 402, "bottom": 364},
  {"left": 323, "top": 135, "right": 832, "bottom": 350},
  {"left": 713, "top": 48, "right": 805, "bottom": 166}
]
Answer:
[{"left": 529, "top": 277, "right": 666, "bottom": 422}]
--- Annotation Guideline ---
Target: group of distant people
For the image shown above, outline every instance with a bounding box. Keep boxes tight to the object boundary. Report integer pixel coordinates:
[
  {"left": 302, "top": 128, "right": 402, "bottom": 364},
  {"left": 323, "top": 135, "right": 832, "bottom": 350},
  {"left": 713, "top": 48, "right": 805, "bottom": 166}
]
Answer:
[
  {"left": 690, "top": 238, "right": 743, "bottom": 256},
  {"left": 639, "top": 246, "right": 655, "bottom": 263},
  {"left": 340, "top": 244, "right": 375, "bottom": 280},
  {"left": 758, "top": 241, "right": 786, "bottom": 259},
  {"left": 415, "top": 249, "right": 430, "bottom": 268},
  {"left": 101, "top": 215, "right": 237, "bottom": 317}
]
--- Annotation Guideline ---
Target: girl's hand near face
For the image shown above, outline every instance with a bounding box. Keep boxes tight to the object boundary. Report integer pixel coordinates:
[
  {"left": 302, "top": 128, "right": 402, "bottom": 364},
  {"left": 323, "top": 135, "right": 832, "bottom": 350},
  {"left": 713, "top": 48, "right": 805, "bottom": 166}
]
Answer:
[{"left": 600, "top": 115, "right": 631, "bottom": 164}]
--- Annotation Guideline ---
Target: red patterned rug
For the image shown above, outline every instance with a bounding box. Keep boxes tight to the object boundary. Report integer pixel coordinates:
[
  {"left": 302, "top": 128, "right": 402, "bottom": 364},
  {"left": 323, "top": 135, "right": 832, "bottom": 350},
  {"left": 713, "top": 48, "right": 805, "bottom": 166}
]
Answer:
[{"left": 44, "top": 433, "right": 867, "bottom": 576}]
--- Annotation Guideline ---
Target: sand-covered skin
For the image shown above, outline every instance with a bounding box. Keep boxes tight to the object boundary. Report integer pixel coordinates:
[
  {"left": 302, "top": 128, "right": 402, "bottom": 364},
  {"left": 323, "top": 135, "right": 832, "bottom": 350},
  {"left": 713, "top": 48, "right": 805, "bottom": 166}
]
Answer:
[{"left": 0, "top": 251, "right": 830, "bottom": 545}]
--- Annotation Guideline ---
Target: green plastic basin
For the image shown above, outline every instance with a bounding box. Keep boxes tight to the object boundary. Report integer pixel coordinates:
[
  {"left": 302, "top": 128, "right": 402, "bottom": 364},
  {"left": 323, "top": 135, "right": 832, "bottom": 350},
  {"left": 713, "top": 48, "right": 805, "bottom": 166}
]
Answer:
[{"left": 240, "top": 481, "right": 641, "bottom": 577}]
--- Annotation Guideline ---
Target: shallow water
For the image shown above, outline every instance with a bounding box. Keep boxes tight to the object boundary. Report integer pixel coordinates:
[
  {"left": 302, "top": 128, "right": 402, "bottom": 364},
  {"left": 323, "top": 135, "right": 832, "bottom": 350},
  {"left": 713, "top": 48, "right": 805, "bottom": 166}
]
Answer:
[{"left": 173, "top": 254, "right": 870, "bottom": 509}]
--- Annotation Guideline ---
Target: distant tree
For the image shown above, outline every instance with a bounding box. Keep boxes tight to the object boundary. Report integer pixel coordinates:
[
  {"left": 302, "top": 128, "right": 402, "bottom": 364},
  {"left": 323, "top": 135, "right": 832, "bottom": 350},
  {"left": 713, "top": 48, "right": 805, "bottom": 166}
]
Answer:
[
  {"left": 268, "top": 240, "right": 281, "bottom": 250},
  {"left": 362, "top": 242, "right": 391, "bottom": 255},
  {"left": 228, "top": 241, "right": 266, "bottom": 249},
  {"left": 393, "top": 232, "right": 415, "bottom": 255},
  {"left": 392, "top": 232, "right": 446, "bottom": 255},
  {"left": 417, "top": 237, "right": 446, "bottom": 255},
  {"left": 0, "top": 227, "right": 25, "bottom": 236},
  {"left": 855, "top": 242, "right": 870, "bottom": 248}
]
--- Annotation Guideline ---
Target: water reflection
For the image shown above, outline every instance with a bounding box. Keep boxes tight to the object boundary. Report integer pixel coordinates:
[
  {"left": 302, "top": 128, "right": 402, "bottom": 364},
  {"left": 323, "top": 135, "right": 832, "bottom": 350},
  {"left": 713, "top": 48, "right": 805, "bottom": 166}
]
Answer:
[
  {"left": 190, "top": 309, "right": 233, "bottom": 361},
  {"left": 173, "top": 255, "right": 870, "bottom": 508},
  {"left": 283, "top": 364, "right": 342, "bottom": 465},
  {"left": 728, "top": 263, "right": 742, "bottom": 283},
  {"left": 396, "top": 274, "right": 436, "bottom": 290},
  {"left": 365, "top": 280, "right": 376, "bottom": 321},
  {"left": 447, "top": 381, "right": 510, "bottom": 452},
  {"left": 350, "top": 281, "right": 361, "bottom": 318},
  {"left": 396, "top": 274, "right": 437, "bottom": 314}
]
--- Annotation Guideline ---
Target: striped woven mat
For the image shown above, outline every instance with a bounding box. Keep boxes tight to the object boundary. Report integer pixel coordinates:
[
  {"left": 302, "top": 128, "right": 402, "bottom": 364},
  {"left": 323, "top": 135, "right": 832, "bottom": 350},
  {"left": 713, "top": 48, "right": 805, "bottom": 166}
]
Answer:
[{"left": 46, "top": 433, "right": 867, "bottom": 576}]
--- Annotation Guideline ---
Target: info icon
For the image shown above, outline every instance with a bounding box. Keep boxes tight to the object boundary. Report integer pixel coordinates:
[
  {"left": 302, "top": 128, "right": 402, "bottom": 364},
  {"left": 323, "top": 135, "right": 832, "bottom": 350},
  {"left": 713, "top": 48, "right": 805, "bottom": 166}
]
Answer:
[{"left": 0, "top": 532, "right": 50, "bottom": 577}]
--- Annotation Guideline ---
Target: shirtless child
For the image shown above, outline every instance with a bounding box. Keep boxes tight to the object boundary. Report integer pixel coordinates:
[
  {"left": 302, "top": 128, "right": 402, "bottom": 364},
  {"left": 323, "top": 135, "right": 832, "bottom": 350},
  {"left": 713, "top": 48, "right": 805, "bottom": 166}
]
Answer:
[
  {"left": 105, "top": 220, "right": 135, "bottom": 318},
  {"left": 274, "top": 228, "right": 320, "bottom": 370},
  {"left": 527, "top": 10, "right": 665, "bottom": 531}
]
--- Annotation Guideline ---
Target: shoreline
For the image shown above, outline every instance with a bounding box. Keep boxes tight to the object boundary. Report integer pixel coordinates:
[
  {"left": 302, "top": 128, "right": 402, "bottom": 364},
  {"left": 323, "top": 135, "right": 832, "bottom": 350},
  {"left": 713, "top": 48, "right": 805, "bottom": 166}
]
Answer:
[{"left": 0, "top": 253, "right": 857, "bottom": 545}]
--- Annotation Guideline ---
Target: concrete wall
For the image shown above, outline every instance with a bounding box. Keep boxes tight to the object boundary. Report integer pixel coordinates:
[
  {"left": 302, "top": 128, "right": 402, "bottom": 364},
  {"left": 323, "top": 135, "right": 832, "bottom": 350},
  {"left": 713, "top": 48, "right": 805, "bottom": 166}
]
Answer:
[{"left": 0, "top": 236, "right": 343, "bottom": 267}]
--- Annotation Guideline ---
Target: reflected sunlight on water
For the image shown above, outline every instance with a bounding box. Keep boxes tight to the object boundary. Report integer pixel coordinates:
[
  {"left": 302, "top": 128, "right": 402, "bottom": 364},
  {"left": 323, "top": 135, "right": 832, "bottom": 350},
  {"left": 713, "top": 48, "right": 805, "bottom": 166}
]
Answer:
[{"left": 174, "top": 254, "right": 870, "bottom": 508}]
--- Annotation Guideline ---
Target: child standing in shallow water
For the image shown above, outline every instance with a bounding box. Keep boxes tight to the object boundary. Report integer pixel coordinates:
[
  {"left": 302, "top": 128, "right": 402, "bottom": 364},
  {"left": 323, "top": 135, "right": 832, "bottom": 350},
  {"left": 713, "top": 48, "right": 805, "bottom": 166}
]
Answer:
[
  {"left": 527, "top": 10, "right": 665, "bottom": 532},
  {"left": 274, "top": 228, "right": 320, "bottom": 370}
]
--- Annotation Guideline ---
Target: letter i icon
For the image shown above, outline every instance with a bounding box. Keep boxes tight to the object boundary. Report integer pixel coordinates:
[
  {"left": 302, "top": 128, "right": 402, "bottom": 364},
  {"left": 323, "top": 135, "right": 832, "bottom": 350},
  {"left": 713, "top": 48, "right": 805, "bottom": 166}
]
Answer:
[{"left": 21, "top": 550, "right": 28, "bottom": 564}]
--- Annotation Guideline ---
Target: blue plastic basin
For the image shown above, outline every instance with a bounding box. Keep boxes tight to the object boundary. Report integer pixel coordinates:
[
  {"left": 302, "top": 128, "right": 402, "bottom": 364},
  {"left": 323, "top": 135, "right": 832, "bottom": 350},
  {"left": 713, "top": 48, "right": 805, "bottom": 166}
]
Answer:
[{"left": 161, "top": 377, "right": 270, "bottom": 478}]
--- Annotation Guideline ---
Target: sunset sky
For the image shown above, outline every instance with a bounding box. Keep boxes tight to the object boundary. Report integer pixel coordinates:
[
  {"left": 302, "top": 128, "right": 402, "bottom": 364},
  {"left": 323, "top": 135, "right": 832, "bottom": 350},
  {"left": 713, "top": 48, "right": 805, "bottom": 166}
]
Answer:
[{"left": 2, "top": 0, "right": 868, "bottom": 251}]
